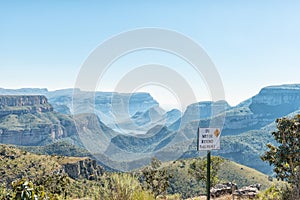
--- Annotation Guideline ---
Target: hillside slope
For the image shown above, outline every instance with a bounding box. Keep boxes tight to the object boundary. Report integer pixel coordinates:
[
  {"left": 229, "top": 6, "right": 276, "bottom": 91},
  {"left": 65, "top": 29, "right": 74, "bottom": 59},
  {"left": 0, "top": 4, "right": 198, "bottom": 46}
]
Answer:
[{"left": 0, "top": 144, "right": 104, "bottom": 185}]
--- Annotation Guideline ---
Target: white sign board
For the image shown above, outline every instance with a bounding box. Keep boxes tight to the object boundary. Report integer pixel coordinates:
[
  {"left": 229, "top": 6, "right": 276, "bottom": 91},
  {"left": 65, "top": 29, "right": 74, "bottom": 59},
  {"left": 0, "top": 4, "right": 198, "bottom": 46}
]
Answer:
[{"left": 197, "top": 128, "right": 221, "bottom": 151}]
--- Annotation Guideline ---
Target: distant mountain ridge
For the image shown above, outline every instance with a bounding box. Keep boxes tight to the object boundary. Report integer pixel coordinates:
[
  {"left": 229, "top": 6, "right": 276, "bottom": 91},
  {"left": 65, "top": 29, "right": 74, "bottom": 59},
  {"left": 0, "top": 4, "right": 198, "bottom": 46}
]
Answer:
[{"left": 1, "top": 84, "right": 300, "bottom": 173}]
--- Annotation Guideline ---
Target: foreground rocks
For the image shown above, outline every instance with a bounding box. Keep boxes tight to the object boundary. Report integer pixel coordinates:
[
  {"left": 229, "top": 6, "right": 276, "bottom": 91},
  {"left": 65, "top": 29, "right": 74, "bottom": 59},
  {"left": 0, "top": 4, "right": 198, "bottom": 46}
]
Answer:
[
  {"left": 211, "top": 182, "right": 261, "bottom": 199},
  {"left": 211, "top": 182, "right": 237, "bottom": 198},
  {"left": 233, "top": 184, "right": 261, "bottom": 199}
]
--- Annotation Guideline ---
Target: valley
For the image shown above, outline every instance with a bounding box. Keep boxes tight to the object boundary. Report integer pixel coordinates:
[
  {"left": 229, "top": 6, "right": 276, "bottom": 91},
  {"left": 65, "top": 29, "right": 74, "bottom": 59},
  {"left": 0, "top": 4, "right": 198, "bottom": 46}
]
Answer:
[
  {"left": 1, "top": 84, "right": 300, "bottom": 174},
  {"left": 1, "top": 84, "right": 300, "bottom": 199}
]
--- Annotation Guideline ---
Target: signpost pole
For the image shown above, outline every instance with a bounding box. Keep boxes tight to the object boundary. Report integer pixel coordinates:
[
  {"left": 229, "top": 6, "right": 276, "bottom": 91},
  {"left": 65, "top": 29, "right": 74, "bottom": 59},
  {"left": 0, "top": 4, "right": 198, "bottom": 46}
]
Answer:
[
  {"left": 207, "top": 150, "right": 211, "bottom": 200},
  {"left": 198, "top": 128, "right": 220, "bottom": 200}
]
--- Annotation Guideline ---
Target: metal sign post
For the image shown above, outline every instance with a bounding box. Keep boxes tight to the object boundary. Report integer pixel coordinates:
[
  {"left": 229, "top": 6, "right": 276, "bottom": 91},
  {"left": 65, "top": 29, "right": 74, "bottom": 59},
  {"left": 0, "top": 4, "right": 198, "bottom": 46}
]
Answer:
[
  {"left": 207, "top": 150, "right": 211, "bottom": 200},
  {"left": 197, "top": 128, "right": 221, "bottom": 200}
]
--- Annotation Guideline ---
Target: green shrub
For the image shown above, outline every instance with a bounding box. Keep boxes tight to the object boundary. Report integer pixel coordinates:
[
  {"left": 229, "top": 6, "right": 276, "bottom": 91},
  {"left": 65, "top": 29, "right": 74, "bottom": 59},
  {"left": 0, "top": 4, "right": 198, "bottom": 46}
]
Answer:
[
  {"left": 256, "top": 184, "right": 292, "bottom": 200},
  {"left": 0, "top": 183, "right": 13, "bottom": 199},
  {"left": 100, "top": 173, "right": 154, "bottom": 200},
  {"left": 140, "top": 158, "right": 170, "bottom": 198}
]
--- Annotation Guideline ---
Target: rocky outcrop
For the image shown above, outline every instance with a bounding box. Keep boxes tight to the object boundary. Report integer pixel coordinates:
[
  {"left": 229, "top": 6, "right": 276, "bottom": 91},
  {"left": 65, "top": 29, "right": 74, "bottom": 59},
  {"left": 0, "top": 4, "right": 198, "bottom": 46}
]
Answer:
[
  {"left": 63, "top": 158, "right": 104, "bottom": 180},
  {"left": 0, "top": 121, "right": 77, "bottom": 146},
  {"left": 233, "top": 184, "right": 261, "bottom": 199},
  {"left": 182, "top": 100, "right": 230, "bottom": 123},
  {"left": 250, "top": 84, "right": 300, "bottom": 117},
  {"left": 210, "top": 182, "right": 237, "bottom": 197},
  {"left": 0, "top": 95, "right": 53, "bottom": 115},
  {"left": 211, "top": 183, "right": 261, "bottom": 199},
  {"left": 0, "top": 95, "right": 77, "bottom": 146},
  {"left": 221, "top": 84, "right": 300, "bottom": 135}
]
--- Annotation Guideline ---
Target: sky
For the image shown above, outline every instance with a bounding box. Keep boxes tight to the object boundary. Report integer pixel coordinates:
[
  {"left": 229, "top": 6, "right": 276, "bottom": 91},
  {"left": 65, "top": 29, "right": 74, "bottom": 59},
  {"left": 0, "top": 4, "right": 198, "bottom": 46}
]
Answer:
[{"left": 1, "top": 1, "right": 300, "bottom": 110}]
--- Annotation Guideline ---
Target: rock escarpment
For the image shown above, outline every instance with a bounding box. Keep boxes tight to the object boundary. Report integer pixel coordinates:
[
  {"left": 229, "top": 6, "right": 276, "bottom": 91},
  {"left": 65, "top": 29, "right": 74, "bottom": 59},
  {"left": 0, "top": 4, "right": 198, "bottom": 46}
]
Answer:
[
  {"left": 0, "top": 95, "right": 76, "bottom": 146},
  {"left": 0, "top": 95, "right": 53, "bottom": 116},
  {"left": 63, "top": 158, "right": 104, "bottom": 180},
  {"left": 250, "top": 84, "right": 300, "bottom": 116},
  {"left": 181, "top": 100, "right": 230, "bottom": 123},
  {"left": 223, "top": 84, "right": 300, "bottom": 134}
]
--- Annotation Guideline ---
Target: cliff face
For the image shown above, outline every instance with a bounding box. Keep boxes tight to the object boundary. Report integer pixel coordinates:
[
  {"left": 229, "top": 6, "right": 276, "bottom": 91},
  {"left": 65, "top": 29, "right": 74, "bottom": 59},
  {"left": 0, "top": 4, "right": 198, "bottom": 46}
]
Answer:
[
  {"left": 0, "top": 95, "right": 53, "bottom": 115},
  {"left": 181, "top": 100, "right": 230, "bottom": 124},
  {"left": 63, "top": 158, "right": 104, "bottom": 180},
  {"left": 176, "top": 85, "right": 300, "bottom": 136},
  {"left": 249, "top": 84, "right": 300, "bottom": 117},
  {"left": 0, "top": 144, "right": 105, "bottom": 185},
  {"left": 0, "top": 95, "right": 76, "bottom": 146}
]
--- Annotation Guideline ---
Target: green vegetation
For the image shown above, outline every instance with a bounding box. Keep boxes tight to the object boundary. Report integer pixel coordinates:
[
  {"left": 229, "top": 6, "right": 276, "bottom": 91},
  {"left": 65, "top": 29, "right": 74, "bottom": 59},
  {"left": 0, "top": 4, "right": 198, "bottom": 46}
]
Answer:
[
  {"left": 140, "top": 158, "right": 170, "bottom": 198},
  {"left": 0, "top": 111, "right": 73, "bottom": 131},
  {"left": 12, "top": 179, "right": 47, "bottom": 200},
  {"left": 256, "top": 184, "right": 291, "bottom": 200},
  {"left": 0, "top": 145, "right": 157, "bottom": 199},
  {"left": 136, "top": 156, "right": 274, "bottom": 199},
  {"left": 20, "top": 141, "right": 91, "bottom": 157},
  {"left": 220, "top": 128, "right": 276, "bottom": 175},
  {"left": 189, "top": 156, "right": 223, "bottom": 187},
  {"left": 218, "top": 159, "right": 274, "bottom": 189},
  {"left": 0, "top": 144, "right": 278, "bottom": 199},
  {"left": 100, "top": 173, "right": 155, "bottom": 200},
  {"left": 261, "top": 115, "right": 300, "bottom": 199}
]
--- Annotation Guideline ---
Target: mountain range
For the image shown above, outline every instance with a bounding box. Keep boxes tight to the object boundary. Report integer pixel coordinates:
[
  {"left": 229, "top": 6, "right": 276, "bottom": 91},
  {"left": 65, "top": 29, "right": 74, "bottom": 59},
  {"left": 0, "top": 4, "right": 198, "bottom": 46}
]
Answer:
[{"left": 1, "top": 84, "right": 300, "bottom": 173}]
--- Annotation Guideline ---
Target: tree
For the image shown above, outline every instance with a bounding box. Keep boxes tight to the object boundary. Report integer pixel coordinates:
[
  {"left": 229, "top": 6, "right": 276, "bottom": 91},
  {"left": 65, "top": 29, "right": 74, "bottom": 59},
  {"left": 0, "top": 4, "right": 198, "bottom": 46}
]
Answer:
[
  {"left": 189, "top": 156, "right": 223, "bottom": 187},
  {"left": 261, "top": 115, "right": 300, "bottom": 199},
  {"left": 140, "top": 158, "right": 170, "bottom": 198}
]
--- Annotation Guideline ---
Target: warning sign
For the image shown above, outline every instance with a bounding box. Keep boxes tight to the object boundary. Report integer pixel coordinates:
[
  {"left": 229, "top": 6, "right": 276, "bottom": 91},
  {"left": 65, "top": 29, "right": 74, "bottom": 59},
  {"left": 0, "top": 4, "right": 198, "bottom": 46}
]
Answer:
[{"left": 197, "top": 128, "right": 221, "bottom": 151}]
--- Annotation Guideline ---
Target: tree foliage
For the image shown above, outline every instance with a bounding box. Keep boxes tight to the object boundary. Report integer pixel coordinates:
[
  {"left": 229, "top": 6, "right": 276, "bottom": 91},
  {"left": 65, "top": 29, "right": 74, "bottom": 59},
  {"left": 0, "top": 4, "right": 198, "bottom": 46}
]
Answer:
[
  {"left": 261, "top": 115, "right": 300, "bottom": 198},
  {"left": 189, "top": 156, "right": 223, "bottom": 187},
  {"left": 140, "top": 158, "right": 170, "bottom": 198}
]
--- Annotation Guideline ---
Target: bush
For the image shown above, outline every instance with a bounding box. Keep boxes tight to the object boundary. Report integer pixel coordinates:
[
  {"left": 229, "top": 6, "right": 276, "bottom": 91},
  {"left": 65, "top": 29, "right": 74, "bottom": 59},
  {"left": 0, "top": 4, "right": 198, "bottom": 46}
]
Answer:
[
  {"left": 100, "top": 173, "right": 155, "bottom": 200},
  {"left": 0, "top": 183, "right": 13, "bottom": 199},
  {"left": 140, "top": 158, "right": 170, "bottom": 198},
  {"left": 256, "top": 184, "right": 292, "bottom": 200}
]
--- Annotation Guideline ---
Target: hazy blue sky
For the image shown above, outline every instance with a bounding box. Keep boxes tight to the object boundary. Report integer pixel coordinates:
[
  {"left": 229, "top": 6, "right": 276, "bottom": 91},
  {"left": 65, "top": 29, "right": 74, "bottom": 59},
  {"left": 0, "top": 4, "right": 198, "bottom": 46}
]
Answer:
[{"left": 1, "top": 1, "right": 300, "bottom": 109}]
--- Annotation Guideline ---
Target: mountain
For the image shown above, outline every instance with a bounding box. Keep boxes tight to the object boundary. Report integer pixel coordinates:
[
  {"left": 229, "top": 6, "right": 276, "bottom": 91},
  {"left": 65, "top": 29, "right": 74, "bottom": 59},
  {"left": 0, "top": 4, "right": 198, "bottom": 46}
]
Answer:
[
  {"left": 0, "top": 95, "right": 118, "bottom": 148},
  {"left": 181, "top": 100, "right": 230, "bottom": 124},
  {"left": 53, "top": 90, "right": 162, "bottom": 131},
  {"left": 109, "top": 125, "right": 172, "bottom": 153},
  {"left": 1, "top": 84, "right": 300, "bottom": 174},
  {"left": 0, "top": 89, "right": 162, "bottom": 132},
  {"left": 0, "top": 95, "right": 77, "bottom": 146},
  {"left": 0, "top": 144, "right": 277, "bottom": 199},
  {"left": 0, "top": 88, "right": 48, "bottom": 95},
  {"left": 250, "top": 84, "right": 300, "bottom": 117},
  {"left": 201, "top": 84, "right": 300, "bottom": 136}
]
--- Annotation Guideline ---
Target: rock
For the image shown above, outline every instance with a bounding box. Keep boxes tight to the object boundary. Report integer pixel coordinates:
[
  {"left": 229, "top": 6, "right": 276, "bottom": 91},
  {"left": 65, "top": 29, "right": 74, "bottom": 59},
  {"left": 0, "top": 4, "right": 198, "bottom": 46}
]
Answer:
[
  {"left": 211, "top": 183, "right": 261, "bottom": 199},
  {"left": 233, "top": 183, "right": 261, "bottom": 198},
  {"left": 210, "top": 182, "right": 237, "bottom": 198},
  {"left": 250, "top": 84, "right": 300, "bottom": 117},
  {"left": 0, "top": 95, "right": 77, "bottom": 146},
  {"left": 165, "top": 109, "right": 181, "bottom": 126},
  {"left": 63, "top": 158, "right": 104, "bottom": 180},
  {"left": 0, "top": 95, "right": 53, "bottom": 116},
  {"left": 182, "top": 100, "right": 230, "bottom": 123}
]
